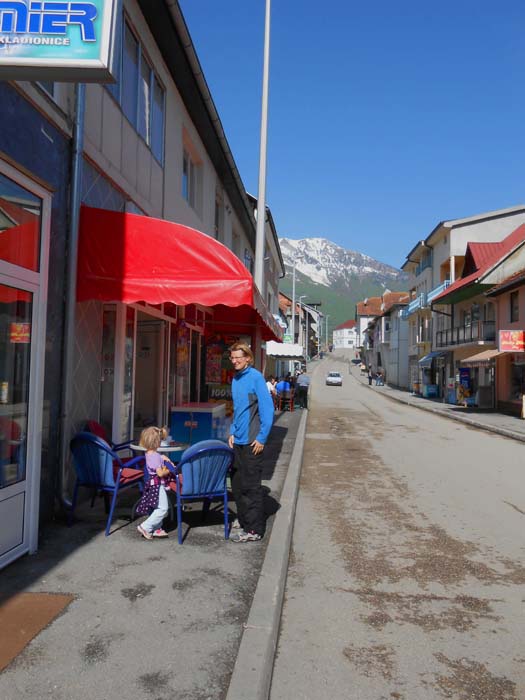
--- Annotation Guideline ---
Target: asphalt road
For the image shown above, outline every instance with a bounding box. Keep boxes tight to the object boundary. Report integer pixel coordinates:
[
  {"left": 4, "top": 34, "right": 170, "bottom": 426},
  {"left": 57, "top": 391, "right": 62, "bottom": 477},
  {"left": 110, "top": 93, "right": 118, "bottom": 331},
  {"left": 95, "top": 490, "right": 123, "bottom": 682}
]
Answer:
[{"left": 270, "top": 358, "right": 525, "bottom": 700}]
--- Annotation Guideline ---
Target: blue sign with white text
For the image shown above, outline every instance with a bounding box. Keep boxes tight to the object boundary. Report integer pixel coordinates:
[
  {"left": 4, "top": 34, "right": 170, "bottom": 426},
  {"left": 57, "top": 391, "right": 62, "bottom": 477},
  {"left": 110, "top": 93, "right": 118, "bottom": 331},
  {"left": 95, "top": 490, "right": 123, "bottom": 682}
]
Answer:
[{"left": 0, "top": 0, "right": 116, "bottom": 80}]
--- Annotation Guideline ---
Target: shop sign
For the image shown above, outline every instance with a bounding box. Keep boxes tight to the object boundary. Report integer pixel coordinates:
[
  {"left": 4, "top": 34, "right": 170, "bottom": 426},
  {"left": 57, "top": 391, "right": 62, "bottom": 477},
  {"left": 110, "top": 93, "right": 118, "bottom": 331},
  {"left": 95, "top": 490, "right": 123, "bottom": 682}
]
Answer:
[
  {"left": 499, "top": 330, "right": 525, "bottom": 352},
  {"left": 283, "top": 334, "right": 293, "bottom": 343},
  {"left": 9, "top": 321, "right": 30, "bottom": 343},
  {"left": 0, "top": 0, "right": 117, "bottom": 81}
]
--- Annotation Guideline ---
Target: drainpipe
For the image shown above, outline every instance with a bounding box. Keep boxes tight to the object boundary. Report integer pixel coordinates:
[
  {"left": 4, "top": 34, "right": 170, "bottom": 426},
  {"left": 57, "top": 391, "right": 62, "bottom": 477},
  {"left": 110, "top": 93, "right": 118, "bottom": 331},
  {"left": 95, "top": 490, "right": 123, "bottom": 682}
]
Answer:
[{"left": 58, "top": 82, "right": 85, "bottom": 511}]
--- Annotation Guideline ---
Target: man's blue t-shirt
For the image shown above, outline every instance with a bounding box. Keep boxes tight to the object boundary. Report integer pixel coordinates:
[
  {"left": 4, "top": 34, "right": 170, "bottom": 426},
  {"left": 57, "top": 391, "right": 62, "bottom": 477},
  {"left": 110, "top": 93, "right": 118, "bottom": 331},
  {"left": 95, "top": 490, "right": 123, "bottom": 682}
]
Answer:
[
  {"left": 230, "top": 366, "right": 274, "bottom": 445},
  {"left": 275, "top": 380, "right": 291, "bottom": 394}
]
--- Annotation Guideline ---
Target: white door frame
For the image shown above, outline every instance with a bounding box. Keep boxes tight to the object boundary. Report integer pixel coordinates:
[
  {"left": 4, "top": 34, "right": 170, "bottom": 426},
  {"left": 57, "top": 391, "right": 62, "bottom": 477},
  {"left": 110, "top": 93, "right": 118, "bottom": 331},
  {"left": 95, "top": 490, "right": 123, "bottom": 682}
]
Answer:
[{"left": 0, "top": 161, "right": 50, "bottom": 568}]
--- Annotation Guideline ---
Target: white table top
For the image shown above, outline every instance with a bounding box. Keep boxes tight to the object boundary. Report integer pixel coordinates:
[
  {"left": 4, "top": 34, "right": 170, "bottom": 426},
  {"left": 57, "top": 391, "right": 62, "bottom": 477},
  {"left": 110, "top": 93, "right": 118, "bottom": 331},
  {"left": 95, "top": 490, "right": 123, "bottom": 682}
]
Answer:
[{"left": 130, "top": 442, "right": 189, "bottom": 454}]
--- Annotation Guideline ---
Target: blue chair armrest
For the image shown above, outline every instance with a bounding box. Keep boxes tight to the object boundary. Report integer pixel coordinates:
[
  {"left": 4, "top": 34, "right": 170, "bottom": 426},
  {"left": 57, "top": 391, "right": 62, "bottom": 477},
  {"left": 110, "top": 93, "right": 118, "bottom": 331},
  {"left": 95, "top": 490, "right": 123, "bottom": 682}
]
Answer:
[
  {"left": 118, "top": 454, "right": 145, "bottom": 469},
  {"left": 113, "top": 439, "right": 132, "bottom": 451}
]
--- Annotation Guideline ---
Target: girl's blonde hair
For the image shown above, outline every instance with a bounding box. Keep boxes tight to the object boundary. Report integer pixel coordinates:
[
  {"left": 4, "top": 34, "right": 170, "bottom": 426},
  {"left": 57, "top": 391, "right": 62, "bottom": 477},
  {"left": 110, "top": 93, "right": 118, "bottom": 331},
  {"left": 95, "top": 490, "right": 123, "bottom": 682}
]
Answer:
[{"left": 139, "top": 426, "right": 168, "bottom": 451}]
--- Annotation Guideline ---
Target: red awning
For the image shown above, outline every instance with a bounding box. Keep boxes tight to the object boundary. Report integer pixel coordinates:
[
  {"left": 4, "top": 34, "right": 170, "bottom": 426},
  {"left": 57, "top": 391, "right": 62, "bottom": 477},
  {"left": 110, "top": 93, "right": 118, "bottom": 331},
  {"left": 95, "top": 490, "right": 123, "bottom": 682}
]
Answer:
[{"left": 77, "top": 206, "right": 281, "bottom": 341}]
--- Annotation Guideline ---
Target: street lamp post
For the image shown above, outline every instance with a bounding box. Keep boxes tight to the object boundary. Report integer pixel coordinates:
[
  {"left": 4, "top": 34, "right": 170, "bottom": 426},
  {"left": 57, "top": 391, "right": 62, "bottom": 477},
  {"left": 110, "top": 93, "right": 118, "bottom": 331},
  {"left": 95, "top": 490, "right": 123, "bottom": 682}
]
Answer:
[
  {"left": 298, "top": 294, "right": 307, "bottom": 364},
  {"left": 254, "top": 0, "right": 271, "bottom": 294},
  {"left": 290, "top": 258, "right": 296, "bottom": 341}
]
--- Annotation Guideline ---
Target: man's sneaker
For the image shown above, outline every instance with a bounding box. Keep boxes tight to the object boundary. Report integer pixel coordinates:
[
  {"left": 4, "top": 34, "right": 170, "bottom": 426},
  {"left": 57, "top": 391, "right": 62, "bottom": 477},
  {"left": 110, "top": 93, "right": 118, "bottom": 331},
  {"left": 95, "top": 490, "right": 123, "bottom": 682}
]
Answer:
[
  {"left": 152, "top": 528, "right": 169, "bottom": 538},
  {"left": 231, "top": 530, "right": 262, "bottom": 543},
  {"left": 137, "top": 524, "right": 153, "bottom": 540},
  {"left": 231, "top": 518, "right": 242, "bottom": 529}
]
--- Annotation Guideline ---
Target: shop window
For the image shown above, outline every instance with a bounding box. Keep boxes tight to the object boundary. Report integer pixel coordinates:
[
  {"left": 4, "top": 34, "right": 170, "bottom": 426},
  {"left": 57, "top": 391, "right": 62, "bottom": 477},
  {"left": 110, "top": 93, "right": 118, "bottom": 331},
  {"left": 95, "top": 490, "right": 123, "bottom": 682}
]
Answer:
[
  {"left": 121, "top": 307, "right": 135, "bottom": 440},
  {"left": 510, "top": 291, "right": 519, "bottom": 323},
  {"left": 100, "top": 305, "right": 116, "bottom": 437},
  {"left": 0, "top": 172, "right": 41, "bottom": 272},
  {"left": 510, "top": 361, "right": 525, "bottom": 401},
  {"left": 0, "top": 285, "right": 32, "bottom": 488}
]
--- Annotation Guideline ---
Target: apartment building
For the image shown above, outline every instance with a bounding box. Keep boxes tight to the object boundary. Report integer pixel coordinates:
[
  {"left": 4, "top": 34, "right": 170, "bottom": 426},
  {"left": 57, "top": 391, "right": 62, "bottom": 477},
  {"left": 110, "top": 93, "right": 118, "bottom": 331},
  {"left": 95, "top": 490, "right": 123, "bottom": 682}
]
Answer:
[{"left": 0, "top": 1, "right": 283, "bottom": 567}]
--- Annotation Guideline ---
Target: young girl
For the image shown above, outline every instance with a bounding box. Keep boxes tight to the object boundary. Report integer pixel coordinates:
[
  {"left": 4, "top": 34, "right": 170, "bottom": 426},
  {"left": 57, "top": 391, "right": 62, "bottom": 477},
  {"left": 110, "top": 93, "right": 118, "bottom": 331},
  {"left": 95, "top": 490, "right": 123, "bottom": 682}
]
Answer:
[{"left": 136, "top": 426, "right": 175, "bottom": 540}]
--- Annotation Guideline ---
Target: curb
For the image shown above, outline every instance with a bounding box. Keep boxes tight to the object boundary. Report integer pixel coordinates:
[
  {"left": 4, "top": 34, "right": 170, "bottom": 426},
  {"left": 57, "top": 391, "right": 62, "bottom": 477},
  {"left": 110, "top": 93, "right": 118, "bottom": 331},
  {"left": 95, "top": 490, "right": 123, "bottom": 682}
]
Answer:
[
  {"left": 225, "top": 407, "right": 308, "bottom": 700},
  {"left": 350, "top": 369, "right": 525, "bottom": 445}
]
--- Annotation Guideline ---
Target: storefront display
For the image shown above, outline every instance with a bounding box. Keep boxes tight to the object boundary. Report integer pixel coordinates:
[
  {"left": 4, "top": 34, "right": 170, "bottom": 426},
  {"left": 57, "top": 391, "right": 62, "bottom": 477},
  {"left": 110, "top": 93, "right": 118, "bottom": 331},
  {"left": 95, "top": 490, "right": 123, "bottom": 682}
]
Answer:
[{"left": 510, "top": 354, "right": 525, "bottom": 402}]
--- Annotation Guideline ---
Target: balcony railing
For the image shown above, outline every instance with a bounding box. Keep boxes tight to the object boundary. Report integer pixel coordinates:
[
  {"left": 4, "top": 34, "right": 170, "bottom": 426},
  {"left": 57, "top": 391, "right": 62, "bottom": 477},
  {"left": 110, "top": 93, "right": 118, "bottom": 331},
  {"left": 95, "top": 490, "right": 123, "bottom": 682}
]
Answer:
[
  {"left": 406, "top": 292, "right": 427, "bottom": 316},
  {"left": 415, "top": 253, "right": 432, "bottom": 277},
  {"left": 436, "top": 321, "right": 495, "bottom": 347},
  {"left": 426, "top": 279, "right": 450, "bottom": 304}
]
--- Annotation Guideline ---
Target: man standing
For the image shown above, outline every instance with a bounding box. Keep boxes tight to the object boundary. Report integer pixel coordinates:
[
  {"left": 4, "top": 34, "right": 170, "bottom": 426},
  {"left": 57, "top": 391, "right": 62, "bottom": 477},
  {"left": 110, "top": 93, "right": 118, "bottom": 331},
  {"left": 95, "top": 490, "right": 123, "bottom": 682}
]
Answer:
[
  {"left": 228, "top": 342, "right": 274, "bottom": 542},
  {"left": 295, "top": 370, "right": 311, "bottom": 409}
]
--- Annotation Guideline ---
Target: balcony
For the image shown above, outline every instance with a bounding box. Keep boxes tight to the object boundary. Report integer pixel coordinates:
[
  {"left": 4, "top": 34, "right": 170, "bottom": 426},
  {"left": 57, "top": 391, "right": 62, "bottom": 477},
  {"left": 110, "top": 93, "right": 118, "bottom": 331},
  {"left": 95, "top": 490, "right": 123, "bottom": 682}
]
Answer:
[
  {"left": 436, "top": 321, "right": 495, "bottom": 347},
  {"left": 426, "top": 280, "right": 450, "bottom": 304},
  {"left": 406, "top": 292, "right": 427, "bottom": 316},
  {"left": 415, "top": 257, "right": 432, "bottom": 277}
]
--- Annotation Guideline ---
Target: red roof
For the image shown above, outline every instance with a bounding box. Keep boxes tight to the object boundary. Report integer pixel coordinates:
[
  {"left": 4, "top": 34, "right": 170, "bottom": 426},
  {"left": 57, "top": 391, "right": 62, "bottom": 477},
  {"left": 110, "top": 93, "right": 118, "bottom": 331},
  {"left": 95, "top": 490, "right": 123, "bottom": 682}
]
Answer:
[
  {"left": 334, "top": 319, "right": 356, "bottom": 330},
  {"left": 381, "top": 291, "right": 409, "bottom": 314},
  {"left": 356, "top": 297, "right": 382, "bottom": 316},
  {"left": 433, "top": 224, "right": 525, "bottom": 303}
]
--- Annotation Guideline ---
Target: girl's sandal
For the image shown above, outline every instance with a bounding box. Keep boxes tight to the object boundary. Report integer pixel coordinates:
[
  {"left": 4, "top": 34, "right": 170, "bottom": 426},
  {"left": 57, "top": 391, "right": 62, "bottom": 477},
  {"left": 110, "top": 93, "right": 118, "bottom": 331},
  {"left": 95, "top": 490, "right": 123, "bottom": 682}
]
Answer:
[
  {"left": 153, "top": 529, "right": 169, "bottom": 538},
  {"left": 137, "top": 525, "right": 153, "bottom": 540}
]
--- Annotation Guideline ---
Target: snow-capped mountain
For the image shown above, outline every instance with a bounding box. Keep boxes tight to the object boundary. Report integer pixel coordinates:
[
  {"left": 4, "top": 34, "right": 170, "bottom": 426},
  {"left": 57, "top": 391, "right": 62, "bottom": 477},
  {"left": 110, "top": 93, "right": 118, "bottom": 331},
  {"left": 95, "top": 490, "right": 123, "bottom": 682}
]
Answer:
[{"left": 279, "top": 237, "right": 406, "bottom": 290}]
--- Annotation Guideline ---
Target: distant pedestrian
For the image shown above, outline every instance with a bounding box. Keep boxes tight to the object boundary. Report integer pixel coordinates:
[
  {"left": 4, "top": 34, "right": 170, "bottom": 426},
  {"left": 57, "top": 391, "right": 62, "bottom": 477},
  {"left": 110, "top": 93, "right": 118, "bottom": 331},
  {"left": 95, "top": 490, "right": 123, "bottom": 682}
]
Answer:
[
  {"left": 276, "top": 376, "right": 291, "bottom": 395},
  {"left": 368, "top": 368, "right": 374, "bottom": 386},
  {"left": 266, "top": 375, "right": 278, "bottom": 408},
  {"left": 296, "top": 370, "right": 311, "bottom": 409}
]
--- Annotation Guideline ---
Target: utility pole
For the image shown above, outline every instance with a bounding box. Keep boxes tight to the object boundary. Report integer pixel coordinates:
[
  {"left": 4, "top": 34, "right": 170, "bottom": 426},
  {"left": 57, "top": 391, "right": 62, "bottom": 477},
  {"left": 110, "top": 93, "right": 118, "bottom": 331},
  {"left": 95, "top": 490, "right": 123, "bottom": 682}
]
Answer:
[
  {"left": 326, "top": 314, "right": 330, "bottom": 349},
  {"left": 290, "top": 259, "right": 296, "bottom": 341},
  {"left": 254, "top": 0, "right": 271, "bottom": 293}
]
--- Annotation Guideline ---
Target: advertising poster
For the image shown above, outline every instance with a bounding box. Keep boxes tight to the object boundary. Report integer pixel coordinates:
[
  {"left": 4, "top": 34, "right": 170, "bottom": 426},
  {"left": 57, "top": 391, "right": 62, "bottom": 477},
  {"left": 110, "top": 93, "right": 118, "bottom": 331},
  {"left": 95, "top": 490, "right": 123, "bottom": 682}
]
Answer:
[
  {"left": 499, "top": 330, "right": 525, "bottom": 352},
  {"left": 9, "top": 322, "right": 30, "bottom": 343},
  {"left": 176, "top": 323, "right": 190, "bottom": 377},
  {"left": 205, "top": 336, "right": 226, "bottom": 384},
  {"left": 205, "top": 334, "right": 250, "bottom": 416}
]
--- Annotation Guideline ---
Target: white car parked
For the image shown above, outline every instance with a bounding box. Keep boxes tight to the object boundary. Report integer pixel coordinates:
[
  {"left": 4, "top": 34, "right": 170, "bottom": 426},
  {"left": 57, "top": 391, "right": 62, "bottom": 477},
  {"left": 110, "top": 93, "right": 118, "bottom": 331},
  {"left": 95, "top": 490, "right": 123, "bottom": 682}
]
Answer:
[{"left": 326, "top": 371, "right": 343, "bottom": 386}]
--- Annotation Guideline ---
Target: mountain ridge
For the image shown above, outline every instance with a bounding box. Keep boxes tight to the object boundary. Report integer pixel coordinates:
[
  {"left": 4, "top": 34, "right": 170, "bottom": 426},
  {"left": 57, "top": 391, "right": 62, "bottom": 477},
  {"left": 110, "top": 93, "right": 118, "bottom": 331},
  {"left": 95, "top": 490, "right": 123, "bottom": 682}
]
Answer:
[{"left": 278, "top": 237, "right": 408, "bottom": 331}]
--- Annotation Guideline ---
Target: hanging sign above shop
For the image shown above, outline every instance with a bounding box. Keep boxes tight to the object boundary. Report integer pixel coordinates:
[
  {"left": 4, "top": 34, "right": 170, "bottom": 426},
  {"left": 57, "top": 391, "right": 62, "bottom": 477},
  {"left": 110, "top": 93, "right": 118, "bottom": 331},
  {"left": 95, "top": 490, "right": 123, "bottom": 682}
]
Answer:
[
  {"left": 0, "top": 0, "right": 117, "bottom": 81},
  {"left": 499, "top": 330, "right": 525, "bottom": 352}
]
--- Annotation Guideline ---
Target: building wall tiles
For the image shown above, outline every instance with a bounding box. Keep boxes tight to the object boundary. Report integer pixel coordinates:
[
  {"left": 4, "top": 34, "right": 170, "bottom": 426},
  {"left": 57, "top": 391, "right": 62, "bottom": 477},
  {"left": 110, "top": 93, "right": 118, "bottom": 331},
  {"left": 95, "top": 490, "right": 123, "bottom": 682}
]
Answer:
[
  {"left": 0, "top": 83, "right": 71, "bottom": 521},
  {"left": 84, "top": 83, "right": 103, "bottom": 152},
  {"left": 101, "top": 91, "right": 123, "bottom": 172}
]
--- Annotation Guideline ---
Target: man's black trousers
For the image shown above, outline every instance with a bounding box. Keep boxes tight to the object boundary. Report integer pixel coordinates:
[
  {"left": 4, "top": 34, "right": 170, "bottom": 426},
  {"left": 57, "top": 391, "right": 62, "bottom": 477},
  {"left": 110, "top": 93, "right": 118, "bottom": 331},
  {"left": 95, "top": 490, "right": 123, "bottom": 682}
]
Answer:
[
  {"left": 231, "top": 443, "right": 265, "bottom": 537},
  {"left": 296, "top": 385, "right": 308, "bottom": 408}
]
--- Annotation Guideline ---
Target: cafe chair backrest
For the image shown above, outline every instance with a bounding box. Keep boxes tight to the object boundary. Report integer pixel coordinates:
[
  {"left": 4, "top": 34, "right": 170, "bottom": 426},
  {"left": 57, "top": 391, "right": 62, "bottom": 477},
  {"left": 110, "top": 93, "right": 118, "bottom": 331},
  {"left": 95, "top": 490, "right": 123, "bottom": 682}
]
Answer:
[
  {"left": 174, "top": 439, "right": 234, "bottom": 544},
  {"left": 69, "top": 432, "right": 144, "bottom": 536}
]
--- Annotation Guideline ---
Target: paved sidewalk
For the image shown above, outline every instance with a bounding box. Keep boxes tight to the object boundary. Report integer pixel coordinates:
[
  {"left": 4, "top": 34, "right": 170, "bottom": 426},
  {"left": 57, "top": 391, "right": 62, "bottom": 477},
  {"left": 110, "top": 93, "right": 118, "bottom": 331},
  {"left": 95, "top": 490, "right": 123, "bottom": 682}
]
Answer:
[
  {"left": 0, "top": 408, "right": 304, "bottom": 700},
  {"left": 347, "top": 361, "right": 525, "bottom": 443}
]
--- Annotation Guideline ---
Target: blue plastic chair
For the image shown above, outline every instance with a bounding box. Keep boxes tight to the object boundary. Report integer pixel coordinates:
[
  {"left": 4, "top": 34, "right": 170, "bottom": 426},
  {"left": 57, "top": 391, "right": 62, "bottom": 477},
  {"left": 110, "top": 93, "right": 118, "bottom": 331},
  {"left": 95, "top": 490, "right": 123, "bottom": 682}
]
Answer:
[
  {"left": 69, "top": 432, "right": 145, "bottom": 536},
  {"left": 173, "top": 439, "right": 234, "bottom": 544},
  {"left": 84, "top": 420, "right": 132, "bottom": 454}
]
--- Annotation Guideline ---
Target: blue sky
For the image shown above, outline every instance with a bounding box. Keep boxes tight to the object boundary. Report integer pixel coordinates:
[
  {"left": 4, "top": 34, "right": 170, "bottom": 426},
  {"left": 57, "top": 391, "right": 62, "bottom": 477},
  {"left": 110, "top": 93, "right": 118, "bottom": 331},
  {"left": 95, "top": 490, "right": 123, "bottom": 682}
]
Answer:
[{"left": 178, "top": 1, "right": 525, "bottom": 268}]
